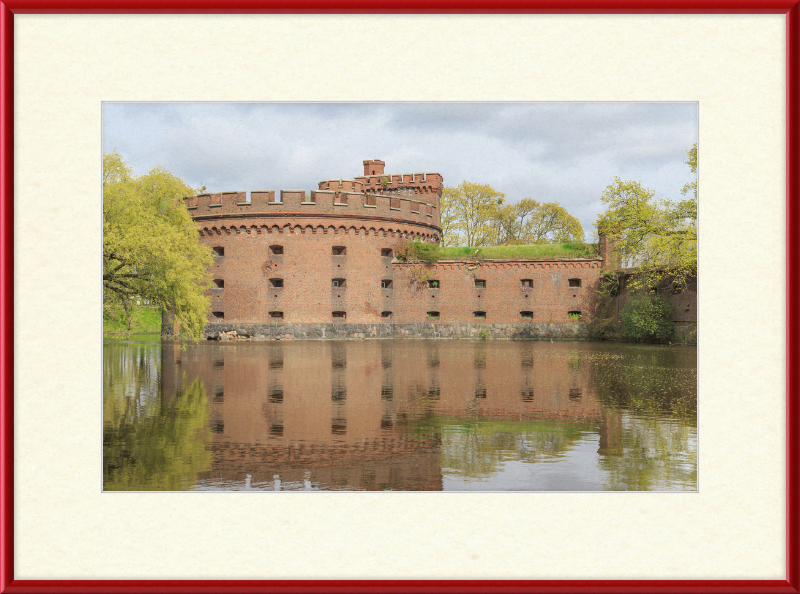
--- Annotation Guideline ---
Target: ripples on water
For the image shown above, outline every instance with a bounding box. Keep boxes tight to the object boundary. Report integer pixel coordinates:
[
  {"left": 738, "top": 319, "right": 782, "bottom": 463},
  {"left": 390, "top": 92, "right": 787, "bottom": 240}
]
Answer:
[{"left": 103, "top": 337, "right": 697, "bottom": 492}]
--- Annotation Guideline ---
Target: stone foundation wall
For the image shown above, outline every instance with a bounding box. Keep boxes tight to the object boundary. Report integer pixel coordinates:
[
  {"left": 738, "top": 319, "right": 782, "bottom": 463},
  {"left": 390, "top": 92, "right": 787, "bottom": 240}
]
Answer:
[{"left": 167, "top": 322, "right": 592, "bottom": 341}]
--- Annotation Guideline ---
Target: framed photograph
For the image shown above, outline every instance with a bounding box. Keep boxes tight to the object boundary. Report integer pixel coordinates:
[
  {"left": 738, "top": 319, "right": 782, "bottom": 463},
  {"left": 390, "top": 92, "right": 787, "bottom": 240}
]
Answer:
[{"left": 1, "top": 3, "right": 797, "bottom": 592}]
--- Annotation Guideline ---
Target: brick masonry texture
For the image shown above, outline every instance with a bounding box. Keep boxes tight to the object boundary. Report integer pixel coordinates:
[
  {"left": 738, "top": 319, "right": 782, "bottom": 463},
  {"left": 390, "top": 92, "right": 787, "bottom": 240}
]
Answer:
[{"left": 174, "top": 160, "right": 614, "bottom": 338}]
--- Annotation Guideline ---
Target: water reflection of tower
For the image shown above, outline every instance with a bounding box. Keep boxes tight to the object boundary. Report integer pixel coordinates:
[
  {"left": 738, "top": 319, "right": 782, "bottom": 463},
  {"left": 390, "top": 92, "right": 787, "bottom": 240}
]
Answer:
[
  {"left": 567, "top": 352, "right": 583, "bottom": 403},
  {"left": 474, "top": 345, "right": 486, "bottom": 400},
  {"left": 267, "top": 346, "right": 284, "bottom": 438},
  {"left": 598, "top": 408, "right": 624, "bottom": 456},
  {"left": 381, "top": 342, "right": 394, "bottom": 429},
  {"left": 210, "top": 347, "right": 225, "bottom": 434},
  {"left": 331, "top": 343, "right": 347, "bottom": 438},
  {"left": 426, "top": 346, "right": 440, "bottom": 402},
  {"left": 520, "top": 347, "right": 534, "bottom": 403}
]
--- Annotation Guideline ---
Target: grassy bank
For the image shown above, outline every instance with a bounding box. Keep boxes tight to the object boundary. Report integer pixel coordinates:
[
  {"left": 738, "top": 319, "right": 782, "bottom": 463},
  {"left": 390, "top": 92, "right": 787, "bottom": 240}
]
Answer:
[
  {"left": 397, "top": 241, "right": 598, "bottom": 263},
  {"left": 104, "top": 305, "right": 162, "bottom": 335}
]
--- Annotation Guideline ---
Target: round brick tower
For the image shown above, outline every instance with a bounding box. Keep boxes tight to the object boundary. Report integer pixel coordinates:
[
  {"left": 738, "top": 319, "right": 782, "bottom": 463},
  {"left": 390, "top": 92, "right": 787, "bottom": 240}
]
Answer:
[{"left": 184, "top": 160, "right": 443, "bottom": 326}]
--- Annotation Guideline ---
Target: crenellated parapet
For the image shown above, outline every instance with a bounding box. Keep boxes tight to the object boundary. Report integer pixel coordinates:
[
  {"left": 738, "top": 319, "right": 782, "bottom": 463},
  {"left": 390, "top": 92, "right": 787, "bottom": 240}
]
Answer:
[
  {"left": 350, "top": 171, "right": 443, "bottom": 201},
  {"left": 319, "top": 163, "right": 443, "bottom": 206},
  {"left": 184, "top": 186, "right": 441, "bottom": 232}
]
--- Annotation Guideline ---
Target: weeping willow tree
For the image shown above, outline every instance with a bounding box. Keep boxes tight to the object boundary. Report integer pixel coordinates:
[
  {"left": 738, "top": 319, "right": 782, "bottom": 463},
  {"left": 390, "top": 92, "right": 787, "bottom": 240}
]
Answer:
[{"left": 103, "top": 151, "right": 213, "bottom": 340}]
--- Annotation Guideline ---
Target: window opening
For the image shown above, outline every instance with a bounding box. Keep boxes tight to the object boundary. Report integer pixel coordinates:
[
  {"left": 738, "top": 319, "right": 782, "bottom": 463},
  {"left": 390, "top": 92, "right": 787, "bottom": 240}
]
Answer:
[
  {"left": 521, "top": 279, "right": 532, "bottom": 288},
  {"left": 212, "top": 311, "right": 224, "bottom": 319},
  {"left": 474, "top": 279, "right": 486, "bottom": 288},
  {"left": 270, "top": 245, "right": 283, "bottom": 255},
  {"left": 212, "top": 247, "right": 224, "bottom": 257},
  {"left": 520, "top": 311, "right": 533, "bottom": 319},
  {"left": 427, "top": 311, "right": 440, "bottom": 319},
  {"left": 568, "top": 311, "right": 582, "bottom": 319},
  {"left": 427, "top": 280, "right": 440, "bottom": 289},
  {"left": 332, "top": 246, "right": 346, "bottom": 255},
  {"left": 332, "top": 279, "right": 346, "bottom": 288},
  {"left": 569, "top": 278, "right": 582, "bottom": 288},
  {"left": 381, "top": 248, "right": 392, "bottom": 257},
  {"left": 381, "top": 280, "right": 392, "bottom": 289},
  {"left": 381, "top": 311, "right": 392, "bottom": 318},
  {"left": 269, "top": 311, "right": 283, "bottom": 319},
  {"left": 213, "top": 279, "right": 224, "bottom": 288},
  {"left": 269, "top": 278, "right": 283, "bottom": 288},
  {"left": 473, "top": 311, "right": 486, "bottom": 319},
  {"left": 332, "top": 311, "right": 346, "bottom": 319}
]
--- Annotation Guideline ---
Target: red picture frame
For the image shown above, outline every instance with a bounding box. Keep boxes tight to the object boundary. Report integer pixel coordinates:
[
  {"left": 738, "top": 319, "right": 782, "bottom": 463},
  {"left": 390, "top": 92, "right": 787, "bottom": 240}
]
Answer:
[{"left": 1, "top": 3, "right": 797, "bottom": 593}]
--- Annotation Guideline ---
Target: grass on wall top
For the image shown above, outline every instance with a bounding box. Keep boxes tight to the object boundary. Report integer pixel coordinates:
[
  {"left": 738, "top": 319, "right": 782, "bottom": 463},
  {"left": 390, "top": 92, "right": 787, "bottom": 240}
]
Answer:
[{"left": 396, "top": 241, "right": 598, "bottom": 263}]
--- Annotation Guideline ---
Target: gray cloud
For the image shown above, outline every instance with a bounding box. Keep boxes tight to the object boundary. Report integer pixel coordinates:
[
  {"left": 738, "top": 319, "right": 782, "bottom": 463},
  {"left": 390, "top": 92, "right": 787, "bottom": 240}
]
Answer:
[{"left": 102, "top": 101, "right": 697, "bottom": 238}]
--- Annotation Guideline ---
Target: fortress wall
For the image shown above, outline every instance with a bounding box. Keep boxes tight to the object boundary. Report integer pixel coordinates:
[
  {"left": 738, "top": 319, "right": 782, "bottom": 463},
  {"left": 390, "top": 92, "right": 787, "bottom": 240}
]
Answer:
[
  {"left": 182, "top": 160, "right": 608, "bottom": 331},
  {"left": 199, "top": 217, "right": 435, "bottom": 325},
  {"left": 186, "top": 189, "right": 440, "bottom": 229},
  {"left": 392, "top": 260, "right": 602, "bottom": 325}
]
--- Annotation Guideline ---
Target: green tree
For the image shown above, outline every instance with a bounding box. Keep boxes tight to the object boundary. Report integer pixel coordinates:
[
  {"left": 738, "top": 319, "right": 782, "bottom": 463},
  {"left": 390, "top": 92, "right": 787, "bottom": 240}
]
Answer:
[
  {"left": 495, "top": 198, "right": 585, "bottom": 245},
  {"left": 438, "top": 189, "right": 459, "bottom": 247},
  {"left": 596, "top": 144, "right": 697, "bottom": 290},
  {"left": 441, "top": 181, "right": 506, "bottom": 246},
  {"left": 103, "top": 151, "right": 213, "bottom": 340}
]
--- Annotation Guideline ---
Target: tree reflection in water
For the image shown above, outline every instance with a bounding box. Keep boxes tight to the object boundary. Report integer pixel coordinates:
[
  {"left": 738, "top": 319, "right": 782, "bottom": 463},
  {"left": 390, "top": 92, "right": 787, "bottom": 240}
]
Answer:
[
  {"left": 594, "top": 348, "right": 697, "bottom": 491},
  {"left": 408, "top": 418, "right": 596, "bottom": 479},
  {"left": 103, "top": 340, "right": 212, "bottom": 491}
]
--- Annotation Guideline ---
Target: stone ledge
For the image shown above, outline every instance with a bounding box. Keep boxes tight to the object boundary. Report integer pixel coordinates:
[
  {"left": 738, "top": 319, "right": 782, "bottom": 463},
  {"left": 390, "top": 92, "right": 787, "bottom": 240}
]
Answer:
[{"left": 162, "top": 321, "right": 594, "bottom": 342}]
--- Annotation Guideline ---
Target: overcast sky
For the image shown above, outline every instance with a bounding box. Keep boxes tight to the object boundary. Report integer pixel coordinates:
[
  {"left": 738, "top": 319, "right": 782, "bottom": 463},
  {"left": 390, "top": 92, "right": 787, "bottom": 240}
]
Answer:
[{"left": 102, "top": 102, "right": 697, "bottom": 238}]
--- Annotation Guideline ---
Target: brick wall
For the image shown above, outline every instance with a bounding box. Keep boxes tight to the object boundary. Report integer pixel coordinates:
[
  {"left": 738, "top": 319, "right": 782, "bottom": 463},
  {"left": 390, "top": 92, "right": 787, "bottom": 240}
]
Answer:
[
  {"left": 185, "top": 160, "right": 605, "bottom": 329},
  {"left": 199, "top": 227, "right": 603, "bottom": 326},
  {"left": 392, "top": 260, "right": 602, "bottom": 324}
]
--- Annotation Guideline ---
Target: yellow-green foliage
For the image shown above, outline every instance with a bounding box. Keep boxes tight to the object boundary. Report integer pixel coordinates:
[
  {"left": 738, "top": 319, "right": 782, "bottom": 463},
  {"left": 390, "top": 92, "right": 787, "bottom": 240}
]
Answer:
[
  {"left": 441, "top": 181, "right": 506, "bottom": 247},
  {"left": 596, "top": 144, "right": 697, "bottom": 291},
  {"left": 440, "top": 181, "right": 585, "bottom": 247},
  {"left": 103, "top": 151, "right": 213, "bottom": 341}
]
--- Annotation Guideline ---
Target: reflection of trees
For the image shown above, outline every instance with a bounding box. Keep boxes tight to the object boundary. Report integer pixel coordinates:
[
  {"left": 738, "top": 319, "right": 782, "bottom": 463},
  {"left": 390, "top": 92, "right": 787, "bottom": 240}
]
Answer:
[
  {"left": 593, "top": 348, "right": 697, "bottom": 421},
  {"left": 407, "top": 418, "right": 593, "bottom": 479},
  {"left": 592, "top": 347, "right": 697, "bottom": 490},
  {"left": 599, "top": 415, "right": 697, "bottom": 491},
  {"left": 104, "top": 343, "right": 211, "bottom": 490}
]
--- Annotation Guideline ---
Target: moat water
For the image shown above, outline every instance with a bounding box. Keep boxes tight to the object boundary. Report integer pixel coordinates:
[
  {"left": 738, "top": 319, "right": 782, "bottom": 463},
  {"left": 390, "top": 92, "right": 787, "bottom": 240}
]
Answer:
[{"left": 103, "top": 337, "right": 697, "bottom": 491}]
